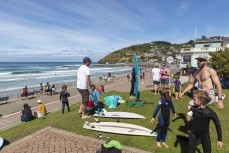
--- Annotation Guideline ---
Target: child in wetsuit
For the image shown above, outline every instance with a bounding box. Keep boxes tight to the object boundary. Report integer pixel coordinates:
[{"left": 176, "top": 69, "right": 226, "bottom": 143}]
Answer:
[
  {"left": 60, "top": 85, "right": 70, "bottom": 114},
  {"left": 186, "top": 90, "right": 223, "bottom": 153},
  {"left": 151, "top": 90, "right": 176, "bottom": 148}
]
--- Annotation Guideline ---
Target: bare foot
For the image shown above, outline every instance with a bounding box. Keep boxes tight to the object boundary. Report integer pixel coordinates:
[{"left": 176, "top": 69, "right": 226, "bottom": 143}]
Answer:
[
  {"left": 162, "top": 142, "right": 169, "bottom": 148},
  {"left": 156, "top": 142, "right": 161, "bottom": 147}
]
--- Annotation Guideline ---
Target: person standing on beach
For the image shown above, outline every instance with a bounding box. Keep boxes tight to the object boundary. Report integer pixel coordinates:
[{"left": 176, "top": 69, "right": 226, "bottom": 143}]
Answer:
[
  {"left": 77, "top": 57, "right": 92, "bottom": 119},
  {"left": 178, "top": 55, "right": 224, "bottom": 110},
  {"left": 152, "top": 63, "right": 161, "bottom": 94},
  {"left": 39, "top": 83, "right": 43, "bottom": 95}
]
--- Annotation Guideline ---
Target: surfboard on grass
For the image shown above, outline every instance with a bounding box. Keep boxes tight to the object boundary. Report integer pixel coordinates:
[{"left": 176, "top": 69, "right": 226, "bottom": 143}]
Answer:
[
  {"left": 83, "top": 122, "right": 157, "bottom": 137},
  {"left": 0, "top": 137, "right": 4, "bottom": 149},
  {"left": 94, "top": 112, "right": 145, "bottom": 119}
]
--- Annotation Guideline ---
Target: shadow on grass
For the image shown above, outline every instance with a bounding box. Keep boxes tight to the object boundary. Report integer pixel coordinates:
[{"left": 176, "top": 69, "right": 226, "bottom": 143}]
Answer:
[
  {"left": 172, "top": 113, "right": 191, "bottom": 135},
  {"left": 174, "top": 135, "right": 202, "bottom": 153}
]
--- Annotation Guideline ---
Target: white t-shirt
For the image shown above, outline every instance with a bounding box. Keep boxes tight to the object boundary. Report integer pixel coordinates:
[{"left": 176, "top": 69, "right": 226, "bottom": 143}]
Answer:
[
  {"left": 77, "top": 65, "right": 90, "bottom": 89},
  {"left": 152, "top": 68, "right": 160, "bottom": 81}
]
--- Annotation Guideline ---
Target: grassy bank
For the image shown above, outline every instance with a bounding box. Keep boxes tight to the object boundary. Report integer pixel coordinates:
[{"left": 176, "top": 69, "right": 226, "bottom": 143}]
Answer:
[{"left": 0, "top": 89, "right": 229, "bottom": 153}]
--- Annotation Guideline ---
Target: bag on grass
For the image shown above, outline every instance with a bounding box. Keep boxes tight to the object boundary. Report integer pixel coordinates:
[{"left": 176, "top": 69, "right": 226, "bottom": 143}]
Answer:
[{"left": 101, "top": 140, "right": 122, "bottom": 153}]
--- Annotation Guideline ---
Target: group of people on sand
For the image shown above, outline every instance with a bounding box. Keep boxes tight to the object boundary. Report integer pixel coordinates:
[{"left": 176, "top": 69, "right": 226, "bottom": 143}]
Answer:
[
  {"left": 149, "top": 54, "right": 224, "bottom": 152},
  {"left": 39, "top": 82, "right": 56, "bottom": 95}
]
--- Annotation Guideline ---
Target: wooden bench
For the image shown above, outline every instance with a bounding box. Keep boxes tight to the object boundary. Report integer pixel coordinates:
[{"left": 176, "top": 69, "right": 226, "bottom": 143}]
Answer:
[
  {"left": 0, "top": 96, "right": 9, "bottom": 104},
  {"left": 21, "top": 91, "right": 36, "bottom": 100}
]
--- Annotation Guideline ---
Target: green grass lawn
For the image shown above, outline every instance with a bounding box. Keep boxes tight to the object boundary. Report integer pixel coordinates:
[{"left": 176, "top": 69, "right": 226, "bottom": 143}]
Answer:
[{"left": 1, "top": 89, "right": 229, "bottom": 153}]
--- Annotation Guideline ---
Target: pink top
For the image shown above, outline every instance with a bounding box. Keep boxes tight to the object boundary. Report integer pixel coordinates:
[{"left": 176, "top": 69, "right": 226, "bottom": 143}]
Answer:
[{"left": 160, "top": 68, "right": 170, "bottom": 79}]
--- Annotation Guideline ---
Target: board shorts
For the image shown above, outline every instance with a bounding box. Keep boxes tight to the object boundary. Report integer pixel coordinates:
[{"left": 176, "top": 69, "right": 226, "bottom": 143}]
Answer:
[
  {"left": 188, "top": 88, "right": 215, "bottom": 107},
  {"left": 153, "top": 81, "right": 160, "bottom": 85},
  {"left": 77, "top": 88, "right": 89, "bottom": 106}
]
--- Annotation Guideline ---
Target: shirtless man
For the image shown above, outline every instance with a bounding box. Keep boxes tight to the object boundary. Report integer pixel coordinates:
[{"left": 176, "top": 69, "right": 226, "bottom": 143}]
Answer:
[{"left": 178, "top": 54, "right": 224, "bottom": 110}]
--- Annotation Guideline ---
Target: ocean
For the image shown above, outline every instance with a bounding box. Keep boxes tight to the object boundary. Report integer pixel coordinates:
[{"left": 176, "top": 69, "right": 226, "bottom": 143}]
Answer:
[{"left": 0, "top": 62, "right": 131, "bottom": 98}]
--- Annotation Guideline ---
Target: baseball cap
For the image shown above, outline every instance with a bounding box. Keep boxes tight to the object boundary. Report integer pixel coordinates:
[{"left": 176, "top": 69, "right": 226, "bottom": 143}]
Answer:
[
  {"left": 37, "top": 100, "right": 42, "bottom": 103},
  {"left": 195, "top": 55, "right": 209, "bottom": 60},
  {"left": 83, "top": 57, "right": 92, "bottom": 63}
]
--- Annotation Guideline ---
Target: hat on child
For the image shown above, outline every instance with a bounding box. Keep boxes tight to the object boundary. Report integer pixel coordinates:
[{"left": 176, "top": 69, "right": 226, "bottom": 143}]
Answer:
[{"left": 37, "top": 100, "right": 42, "bottom": 103}]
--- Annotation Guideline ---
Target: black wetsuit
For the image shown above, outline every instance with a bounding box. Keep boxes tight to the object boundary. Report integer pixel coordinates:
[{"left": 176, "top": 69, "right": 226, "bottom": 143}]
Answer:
[
  {"left": 153, "top": 98, "right": 175, "bottom": 142},
  {"left": 60, "top": 91, "right": 70, "bottom": 114},
  {"left": 130, "top": 68, "right": 135, "bottom": 96},
  {"left": 188, "top": 106, "right": 222, "bottom": 153}
]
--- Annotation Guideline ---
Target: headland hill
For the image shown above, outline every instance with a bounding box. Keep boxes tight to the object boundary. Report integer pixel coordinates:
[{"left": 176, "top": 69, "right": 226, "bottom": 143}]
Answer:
[{"left": 97, "top": 36, "right": 224, "bottom": 66}]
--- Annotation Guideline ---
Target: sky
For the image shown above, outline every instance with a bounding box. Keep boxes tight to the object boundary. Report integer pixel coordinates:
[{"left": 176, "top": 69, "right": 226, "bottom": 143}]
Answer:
[{"left": 0, "top": 0, "right": 229, "bottom": 62}]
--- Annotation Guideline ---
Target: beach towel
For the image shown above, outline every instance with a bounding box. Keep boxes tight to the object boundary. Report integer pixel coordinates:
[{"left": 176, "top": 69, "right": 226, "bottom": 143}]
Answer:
[{"left": 104, "top": 95, "right": 119, "bottom": 109}]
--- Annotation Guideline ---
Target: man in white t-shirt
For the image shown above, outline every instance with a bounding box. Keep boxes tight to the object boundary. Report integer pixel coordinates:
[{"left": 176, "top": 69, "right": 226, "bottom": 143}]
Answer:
[
  {"left": 77, "top": 57, "right": 92, "bottom": 119},
  {"left": 152, "top": 63, "right": 161, "bottom": 94}
]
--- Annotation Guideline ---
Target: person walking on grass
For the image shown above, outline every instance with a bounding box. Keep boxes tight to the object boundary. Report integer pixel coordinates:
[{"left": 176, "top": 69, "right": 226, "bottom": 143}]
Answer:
[
  {"left": 60, "top": 85, "right": 70, "bottom": 114},
  {"left": 77, "top": 57, "right": 92, "bottom": 119},
  {"left": 186, "top": 90, "right": 223, "bottom": 153},
  {"left": 152, "top": 63, "right": 161, "bottom": 94},
  {"left": 150, "top": 90, "right": 176, "bottom": 148},
  {"left": 178, "top": 55, "right": 224, "bottom": 110}
]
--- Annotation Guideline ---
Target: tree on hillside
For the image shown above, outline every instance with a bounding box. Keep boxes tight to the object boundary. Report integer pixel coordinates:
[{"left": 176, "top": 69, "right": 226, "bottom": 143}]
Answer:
[{"left": 208, "top": 49, "right": 229, "bottom": 75}]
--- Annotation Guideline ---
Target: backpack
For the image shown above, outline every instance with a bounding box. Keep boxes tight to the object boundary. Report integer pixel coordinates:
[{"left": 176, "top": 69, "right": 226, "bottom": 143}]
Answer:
[{"left": 100, "top": 140, "right": 122, "bottom": 153}]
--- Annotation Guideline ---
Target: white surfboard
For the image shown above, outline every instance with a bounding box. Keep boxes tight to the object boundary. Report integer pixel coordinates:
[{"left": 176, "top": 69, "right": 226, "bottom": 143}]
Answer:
[
  {"left": 83, "top": 122, "right": 157, "bottom": 137},
  {"left": 94, "top": 112, "right": 145, "bottom": 119},
  {"left": 0, "top": 137, "right": 4, "bottom": 148}
]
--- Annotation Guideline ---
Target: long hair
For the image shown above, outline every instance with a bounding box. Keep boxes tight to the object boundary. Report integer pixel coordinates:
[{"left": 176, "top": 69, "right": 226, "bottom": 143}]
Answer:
[
  {"left": 160, "top": 90, "right": 171, "bottom": 101},
  {"left": 193, "top": 90, "right": 211, "bottom": 106},
  {"left": 23, "top": 103, "right": 30, "bottom": 109}
]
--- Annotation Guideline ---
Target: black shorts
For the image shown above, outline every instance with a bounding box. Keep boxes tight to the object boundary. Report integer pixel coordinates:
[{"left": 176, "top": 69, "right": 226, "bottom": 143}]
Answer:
[
  {"left": 153, "top": 81, "right": 160, "bottom": 85},
  {"left": 77, "top": 88, "right": 89, "bottom": 106}
]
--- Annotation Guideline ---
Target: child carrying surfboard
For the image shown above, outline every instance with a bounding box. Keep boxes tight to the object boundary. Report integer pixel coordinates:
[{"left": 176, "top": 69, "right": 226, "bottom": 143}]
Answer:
[{"left": 151, "top": 90, "right": 176, "bottom": 148}]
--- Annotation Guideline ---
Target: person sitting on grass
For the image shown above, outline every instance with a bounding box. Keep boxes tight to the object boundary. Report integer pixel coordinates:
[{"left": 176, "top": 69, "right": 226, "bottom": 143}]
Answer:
[
  {"left": 21, "top": 103, "right": 34, "bottom": 122},
  {"left": 186, "top": 90, "right": 223, "bottom": 153},
  {"left": 60, "top": 85, "right": 70, "bottom": 114},
  {"left": 34, "top": 100, "right": 47, "bottom": 118},
  {"left": 150, "top": 90, "right": 176, "bottom": 148},
  {"left": 101, "top": 85, "right": 105, "bottom": 94},
  {"left": 90, "top": 84, "right": 104, "bottom": 113}
]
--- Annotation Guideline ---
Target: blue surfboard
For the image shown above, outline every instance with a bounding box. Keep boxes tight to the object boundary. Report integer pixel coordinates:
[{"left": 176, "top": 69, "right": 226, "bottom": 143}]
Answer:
[{"left": 134, "top": 52, "right": 139, "bottom": 99}]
